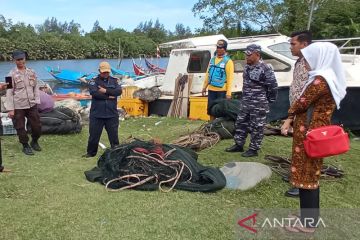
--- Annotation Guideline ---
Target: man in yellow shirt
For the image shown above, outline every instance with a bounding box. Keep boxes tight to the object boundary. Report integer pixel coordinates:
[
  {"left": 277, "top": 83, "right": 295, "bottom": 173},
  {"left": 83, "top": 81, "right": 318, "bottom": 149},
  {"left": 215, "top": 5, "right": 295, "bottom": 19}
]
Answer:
[{"left": 202, "top": 39, "right": 234, "bottom": 120}]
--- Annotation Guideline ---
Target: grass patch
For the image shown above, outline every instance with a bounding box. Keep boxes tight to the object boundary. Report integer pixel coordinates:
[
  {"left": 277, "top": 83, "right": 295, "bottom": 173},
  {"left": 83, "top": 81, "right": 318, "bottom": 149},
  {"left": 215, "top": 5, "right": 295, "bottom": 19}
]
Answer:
[{"left": 1, "top": 116, "right": 359, "bottom": 239}]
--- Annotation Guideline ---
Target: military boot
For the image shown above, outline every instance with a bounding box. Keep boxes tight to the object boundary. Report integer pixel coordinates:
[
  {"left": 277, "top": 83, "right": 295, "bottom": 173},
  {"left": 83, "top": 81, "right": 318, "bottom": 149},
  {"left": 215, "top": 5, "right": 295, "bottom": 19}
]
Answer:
[
  {"left": 23, "top": 143, "right": 34, "bottom": 155},
  {"left": 241, "top": 149, "right": 258, "bottom": 157},
  {"left": 225, "top": 144, "right": 244, "bottom": 152},
  {"left": 30, "top": 140, "right": 42, "bottom": 151}
]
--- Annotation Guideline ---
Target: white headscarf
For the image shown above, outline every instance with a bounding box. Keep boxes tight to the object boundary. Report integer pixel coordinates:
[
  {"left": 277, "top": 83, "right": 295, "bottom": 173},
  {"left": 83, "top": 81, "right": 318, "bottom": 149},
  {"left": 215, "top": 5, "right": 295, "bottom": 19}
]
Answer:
[{"left": 300, "top": 42, "right": 347, "bottom": 109}]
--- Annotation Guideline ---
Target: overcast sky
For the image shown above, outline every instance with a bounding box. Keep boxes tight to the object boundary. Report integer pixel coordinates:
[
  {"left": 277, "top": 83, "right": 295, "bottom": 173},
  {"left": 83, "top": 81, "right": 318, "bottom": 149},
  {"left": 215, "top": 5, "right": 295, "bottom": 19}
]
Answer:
[{"left": 0, "top": 0, "right": 204, "bottom": 32}]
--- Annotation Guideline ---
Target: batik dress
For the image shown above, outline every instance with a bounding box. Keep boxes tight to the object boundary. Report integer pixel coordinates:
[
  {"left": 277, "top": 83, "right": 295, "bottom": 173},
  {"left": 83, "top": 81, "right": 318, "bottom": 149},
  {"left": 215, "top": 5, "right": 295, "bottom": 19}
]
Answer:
[{"left": 288, "top": 77, "right": 336, "bottom": 189}]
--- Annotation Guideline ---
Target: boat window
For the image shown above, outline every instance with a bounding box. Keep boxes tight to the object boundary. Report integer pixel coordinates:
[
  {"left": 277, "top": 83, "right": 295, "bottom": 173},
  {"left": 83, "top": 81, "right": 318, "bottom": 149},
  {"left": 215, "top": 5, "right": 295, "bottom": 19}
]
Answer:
[
  {"left": 187, "top": 51, "right": 211, "bottom": 73},
  {"left": 268, "top": 42, "right": 296, "bottom": 60},
  {"left": 262, "top": 53, "right": 291, "bottom": 71},
  {"left": 228, "top": 50, "right": 291, "bottom": 72}
]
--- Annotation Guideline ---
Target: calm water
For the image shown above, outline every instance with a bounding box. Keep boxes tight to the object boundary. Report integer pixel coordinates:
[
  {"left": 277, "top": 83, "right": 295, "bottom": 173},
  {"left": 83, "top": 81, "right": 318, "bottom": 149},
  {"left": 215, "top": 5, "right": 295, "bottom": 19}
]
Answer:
[{"left": 0, "top": 58, "right": 168, "bottom": 94}]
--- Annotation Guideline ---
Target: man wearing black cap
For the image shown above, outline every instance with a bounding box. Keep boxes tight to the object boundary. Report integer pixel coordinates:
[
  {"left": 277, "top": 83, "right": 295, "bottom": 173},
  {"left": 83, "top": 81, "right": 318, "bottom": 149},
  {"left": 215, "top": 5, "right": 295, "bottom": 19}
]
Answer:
[
  {"left": 226, "top": 44, "right": 278, "bottom": 157},
  {"left": 6, "top": 50, "right": 42, "bottom": 155},
  {"left": 202, "top": 39, "right": 234, "bottom": 119}
]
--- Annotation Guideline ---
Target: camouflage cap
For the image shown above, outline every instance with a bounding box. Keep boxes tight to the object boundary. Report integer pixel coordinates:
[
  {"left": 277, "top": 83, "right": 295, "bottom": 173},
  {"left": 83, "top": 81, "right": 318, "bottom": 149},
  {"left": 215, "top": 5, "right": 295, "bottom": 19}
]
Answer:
[{"left": 244, "top": 44, "right": 261, "bottom": 55}]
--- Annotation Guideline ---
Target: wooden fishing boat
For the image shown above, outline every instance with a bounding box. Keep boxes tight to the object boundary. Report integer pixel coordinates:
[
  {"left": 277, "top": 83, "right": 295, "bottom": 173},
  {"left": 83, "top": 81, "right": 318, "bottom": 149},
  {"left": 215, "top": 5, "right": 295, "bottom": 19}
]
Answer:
[
  {"left": 46, "top": 66, "right": 96, "bottom": 85},
  {"left": 144, "top": 58, "right": 166, "bottom": 73},
  {"left": 132, "top": 59, "right": 147, "bottom": 76}
]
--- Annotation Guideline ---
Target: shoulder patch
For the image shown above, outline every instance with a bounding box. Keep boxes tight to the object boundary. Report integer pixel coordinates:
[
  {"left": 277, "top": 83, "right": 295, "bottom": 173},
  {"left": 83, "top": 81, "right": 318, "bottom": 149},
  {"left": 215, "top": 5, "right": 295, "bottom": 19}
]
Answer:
[{"left": 89, "top": 80, "right": 96, "bottom": 85}]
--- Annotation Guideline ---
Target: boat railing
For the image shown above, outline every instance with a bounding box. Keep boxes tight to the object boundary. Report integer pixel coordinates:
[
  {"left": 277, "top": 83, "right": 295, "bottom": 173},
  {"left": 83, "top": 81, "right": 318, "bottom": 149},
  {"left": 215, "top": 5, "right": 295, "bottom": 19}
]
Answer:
[
  {"left": 314, "top": 37, "right": 360, "bottom": 64},
  {"left": 228, "top": 34, "right": 284, "bottom": 44},
  {"left": 228, "top": 33, "right": 282, "bottom": 40}
]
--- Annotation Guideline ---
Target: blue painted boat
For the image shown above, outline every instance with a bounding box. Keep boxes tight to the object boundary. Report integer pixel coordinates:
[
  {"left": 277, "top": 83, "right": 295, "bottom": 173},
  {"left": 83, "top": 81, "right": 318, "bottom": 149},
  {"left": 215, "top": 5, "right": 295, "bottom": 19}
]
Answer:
[
  {"left": 111, "top": 67, "right": 138, "bottom": 79},
  {"left": 46, "top": 66, "right": 93, "bottom": 85}
]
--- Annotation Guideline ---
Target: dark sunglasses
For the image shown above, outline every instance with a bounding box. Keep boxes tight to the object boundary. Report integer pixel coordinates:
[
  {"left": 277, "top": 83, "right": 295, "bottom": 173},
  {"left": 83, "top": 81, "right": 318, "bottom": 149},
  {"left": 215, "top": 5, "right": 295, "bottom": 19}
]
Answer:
[
  {"left": 15, "top": 58, "right": 24, "bottom": 61},
  {"left": 216, "top": 46, "right": 225, "bottom": 49}
]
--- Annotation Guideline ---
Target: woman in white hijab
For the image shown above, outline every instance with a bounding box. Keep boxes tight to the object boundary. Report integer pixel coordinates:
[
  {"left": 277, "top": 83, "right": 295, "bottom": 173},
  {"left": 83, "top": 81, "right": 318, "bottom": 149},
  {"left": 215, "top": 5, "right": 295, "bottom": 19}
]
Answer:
[{"left": 282, "top": 42, "right": 346, "bottom": 233}]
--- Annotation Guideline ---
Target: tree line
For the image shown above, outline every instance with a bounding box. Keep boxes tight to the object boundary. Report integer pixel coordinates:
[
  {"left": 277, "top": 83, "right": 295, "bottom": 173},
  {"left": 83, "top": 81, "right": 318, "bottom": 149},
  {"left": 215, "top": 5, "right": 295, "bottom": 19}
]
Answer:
[
  {"left": 193, "top": 0, "right": 359, "bottom": 38},
  {"left": 0, "top": 0, "right": 359, "bottom": 61},
  {"left": 0, "top": 16, "right": 191, "bottom": 61}
]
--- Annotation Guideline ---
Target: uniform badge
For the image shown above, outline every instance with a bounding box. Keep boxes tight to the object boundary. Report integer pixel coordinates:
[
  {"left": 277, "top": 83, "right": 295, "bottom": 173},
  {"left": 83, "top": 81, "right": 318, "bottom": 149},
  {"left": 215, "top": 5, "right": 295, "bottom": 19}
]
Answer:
[
  {"left": 89, "top": 81, "right": 95, "bottom": 85},
  {"left": 220, "top": 63, "right": 225, "bottom": 68}
]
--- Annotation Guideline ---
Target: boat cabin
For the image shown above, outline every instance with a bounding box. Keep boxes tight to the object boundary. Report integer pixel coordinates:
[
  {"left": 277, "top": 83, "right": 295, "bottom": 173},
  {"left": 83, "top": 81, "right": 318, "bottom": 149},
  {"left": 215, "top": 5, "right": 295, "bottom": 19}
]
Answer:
[{"left": 142, "top": 34, "right": 360, "bottom": 130}]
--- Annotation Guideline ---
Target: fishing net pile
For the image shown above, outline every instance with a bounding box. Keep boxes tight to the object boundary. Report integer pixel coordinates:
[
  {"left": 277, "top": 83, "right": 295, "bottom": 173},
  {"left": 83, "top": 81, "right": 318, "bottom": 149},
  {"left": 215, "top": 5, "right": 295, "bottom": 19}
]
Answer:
[
  {"left": 209, "top": 98, "right": 242, "bottom": 121},
  {"left": 208, "top": 99, "right": 286, "bottom": 138},
  {"left": 26, "top": 106, "right": 82, "bottom": 134},
  {"left": 133, "top": 86, "right": 162, "bottom": 102},
  {"left": 205, "top": 99, "right": 241, "bottom": 139},
  {"left": 84, "top": 139, "right": 226, "bottom": 192},
  {"left": 203, "top": 117, "right": 235, "bottom": 139}
]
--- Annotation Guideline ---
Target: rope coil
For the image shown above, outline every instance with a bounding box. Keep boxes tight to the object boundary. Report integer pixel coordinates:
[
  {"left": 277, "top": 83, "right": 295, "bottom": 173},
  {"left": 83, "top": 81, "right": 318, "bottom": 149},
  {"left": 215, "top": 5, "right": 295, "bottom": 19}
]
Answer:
[{"left": 104, "top": 147, "right": 193, "bottom": 192}]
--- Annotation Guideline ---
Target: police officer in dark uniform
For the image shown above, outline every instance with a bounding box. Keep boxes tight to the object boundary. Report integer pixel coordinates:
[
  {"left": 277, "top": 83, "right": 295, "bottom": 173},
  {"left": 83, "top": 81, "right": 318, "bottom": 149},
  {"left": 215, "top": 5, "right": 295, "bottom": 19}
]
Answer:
[
  {"left": 83, "top": 61, "right": 122, "bottom": 158},
  {"left": 226, "top": 44, "right": 278, "bottom": 157}
]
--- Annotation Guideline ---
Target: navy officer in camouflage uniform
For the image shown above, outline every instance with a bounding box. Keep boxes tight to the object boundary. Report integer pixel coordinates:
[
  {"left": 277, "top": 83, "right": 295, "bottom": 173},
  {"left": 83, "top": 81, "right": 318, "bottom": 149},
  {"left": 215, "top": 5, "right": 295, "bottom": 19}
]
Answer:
[
  {"left": 83, "top": 61, "right": 122, "bottom": 158},
  {"left": 225, "top": 44, "right": 278, "bottom": 157}
]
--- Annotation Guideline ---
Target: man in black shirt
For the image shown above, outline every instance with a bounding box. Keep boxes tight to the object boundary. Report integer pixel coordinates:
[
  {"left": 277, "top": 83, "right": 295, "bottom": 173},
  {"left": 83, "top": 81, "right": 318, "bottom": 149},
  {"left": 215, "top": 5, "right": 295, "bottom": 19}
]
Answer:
[{"left": 83, "top": 61, "right": 122, "bottom": 158}]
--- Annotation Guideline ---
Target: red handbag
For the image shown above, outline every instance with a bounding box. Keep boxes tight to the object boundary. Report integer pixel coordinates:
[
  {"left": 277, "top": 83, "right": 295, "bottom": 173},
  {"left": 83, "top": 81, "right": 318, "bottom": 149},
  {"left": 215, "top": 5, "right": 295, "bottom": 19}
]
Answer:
[{"left": 303, "top": 125, "right": 350, "bottom": 158}]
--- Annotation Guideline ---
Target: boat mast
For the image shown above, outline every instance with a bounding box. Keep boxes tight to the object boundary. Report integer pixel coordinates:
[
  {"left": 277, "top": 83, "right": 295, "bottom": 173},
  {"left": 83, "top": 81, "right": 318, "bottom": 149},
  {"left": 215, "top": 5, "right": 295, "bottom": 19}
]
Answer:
[
  {"left": 117, "top": 38, "right": 123, "bottom": 69},
  {"left": 307, "top": 0, "right": 315, "bottom": 30},
  {"left": 156, "top": 45, "right": 160, "bottom": 71}
]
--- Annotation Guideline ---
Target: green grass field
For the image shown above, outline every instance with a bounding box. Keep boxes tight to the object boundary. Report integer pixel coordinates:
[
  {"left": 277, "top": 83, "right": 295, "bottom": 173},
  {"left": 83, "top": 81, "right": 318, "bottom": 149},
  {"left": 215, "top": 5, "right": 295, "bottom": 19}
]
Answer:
[{"left": 1, "top": 117, "right": 359, "bottom": 239}]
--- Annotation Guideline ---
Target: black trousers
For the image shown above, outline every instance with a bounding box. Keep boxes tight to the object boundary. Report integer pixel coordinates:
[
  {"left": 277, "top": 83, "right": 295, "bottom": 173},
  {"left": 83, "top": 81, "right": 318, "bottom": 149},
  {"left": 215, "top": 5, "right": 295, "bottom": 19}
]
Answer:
[
  {"left": 13, "top": 106, "right": 41, "bottom": 144},
  {"left": 299, "top": 188, "right": 320, "bottom": 228},
  {"left": 87, "top": 116, "right": 119, "bottom": 156},
  {"left": 207, "top": 90, "right": 226, "bottom": 115}
]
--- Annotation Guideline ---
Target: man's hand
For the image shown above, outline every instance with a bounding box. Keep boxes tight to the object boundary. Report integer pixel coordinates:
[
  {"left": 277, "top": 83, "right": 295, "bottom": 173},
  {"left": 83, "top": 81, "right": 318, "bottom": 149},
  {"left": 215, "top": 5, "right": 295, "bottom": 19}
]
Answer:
[
  {"left": 201, "top": 88, "right": 207, "bottom": 96},
  {"left": 281, "top": 118, "right": 293, "bottom": 136},
  {"left": 98, "top": 86, "right": 106, "bottom": 94},
  {"left": 226, "top": 95, "right": 231, "bottom": 100},
  {"left": 109, "top": 96, "right": 115, "bottom": 99},
  {"left": 0, "top": 83, "right": 7, "bottom": 90},
  {"left": 8, "top": 110, "right": 15, "bottom": 119}
]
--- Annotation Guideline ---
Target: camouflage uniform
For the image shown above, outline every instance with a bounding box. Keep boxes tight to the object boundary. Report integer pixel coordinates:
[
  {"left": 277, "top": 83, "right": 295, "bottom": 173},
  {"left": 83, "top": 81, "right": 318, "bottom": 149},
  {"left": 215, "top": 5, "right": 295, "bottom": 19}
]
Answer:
[{"left": 234, "top": 60, "right": 278, "bottom": 151}]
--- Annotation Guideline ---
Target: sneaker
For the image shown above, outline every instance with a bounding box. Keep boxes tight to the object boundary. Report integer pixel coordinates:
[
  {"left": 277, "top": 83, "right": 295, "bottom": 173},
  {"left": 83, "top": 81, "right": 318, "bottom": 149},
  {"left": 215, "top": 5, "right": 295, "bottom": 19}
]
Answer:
[
  {"left": 241, "top": 149, "right": 258, "bottom": 157},
  {"left": 23, "top": 144, "right": 34, "bottom": 155},
  {"left": 225, "top": 144, "right": 244, "bottom": 152},
  {"left": 30, "top": 141, "right": 42, "bottom": 151}
]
